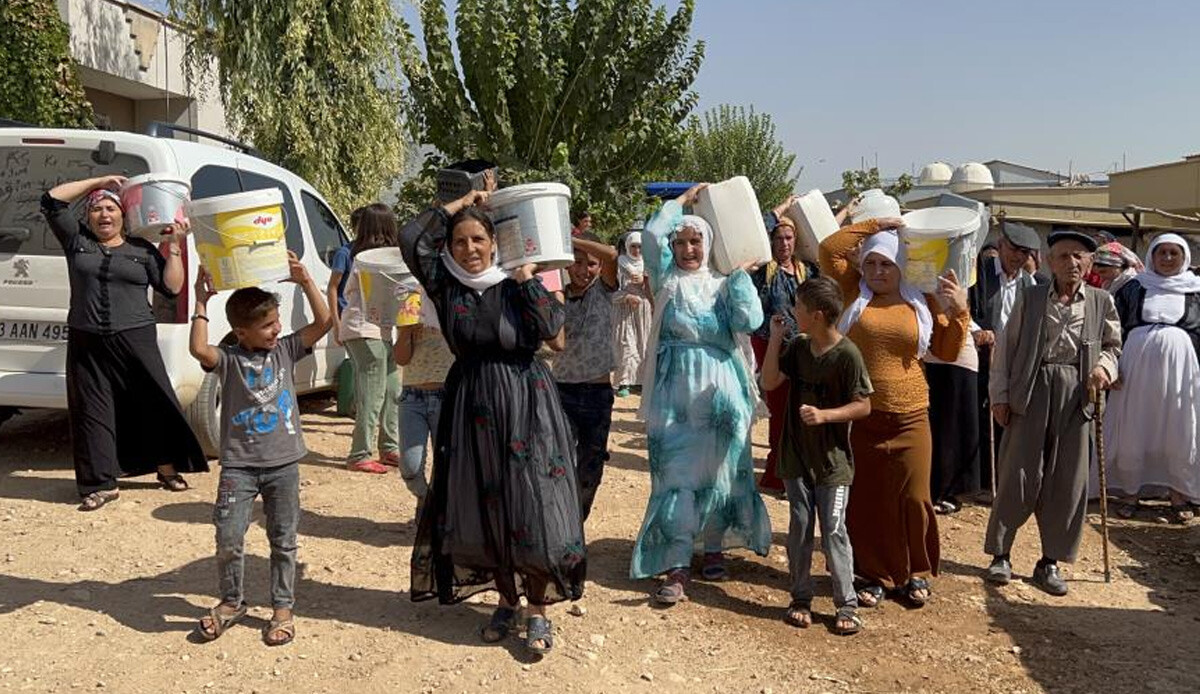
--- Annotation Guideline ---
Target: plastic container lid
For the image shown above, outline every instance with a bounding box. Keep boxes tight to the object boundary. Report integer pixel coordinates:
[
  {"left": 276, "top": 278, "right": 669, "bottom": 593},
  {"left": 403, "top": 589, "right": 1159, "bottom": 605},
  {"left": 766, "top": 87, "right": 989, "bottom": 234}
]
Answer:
[
  {"left": 900, "top": 207, "right": 980, "bottom": 238},
  {"left": 187, "top": 188, "right": 284, "bottom": 218},
  {"left": 354, "top": 247, "right": 410, "bottom": 274},
  {"left": 489, "top": 182, "right": 571, "bottom": 208},
  {"left": 120, "top": 173, "right": 191, "bottom": 192}
]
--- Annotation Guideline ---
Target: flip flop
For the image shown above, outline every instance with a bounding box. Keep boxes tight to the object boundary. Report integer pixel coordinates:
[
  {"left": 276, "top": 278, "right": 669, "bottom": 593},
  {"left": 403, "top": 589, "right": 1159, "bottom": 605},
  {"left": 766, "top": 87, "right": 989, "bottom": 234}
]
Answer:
[{"left": 198, "top": 602, "right": 247, "bottom": 641}]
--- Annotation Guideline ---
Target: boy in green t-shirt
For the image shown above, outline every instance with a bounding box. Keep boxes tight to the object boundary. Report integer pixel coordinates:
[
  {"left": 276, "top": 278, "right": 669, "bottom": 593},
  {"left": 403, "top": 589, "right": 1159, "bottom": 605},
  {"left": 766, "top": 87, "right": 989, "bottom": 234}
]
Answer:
[{"left": 761, "top": 276, "right": 873, "bottom": 636}]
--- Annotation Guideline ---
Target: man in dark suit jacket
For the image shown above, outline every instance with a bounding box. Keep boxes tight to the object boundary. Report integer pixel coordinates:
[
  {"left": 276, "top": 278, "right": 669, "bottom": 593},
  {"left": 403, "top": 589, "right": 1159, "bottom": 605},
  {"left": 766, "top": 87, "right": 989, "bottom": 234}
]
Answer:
[{"left": 970, "top": 221, "right": 1045, "bottom": 492}]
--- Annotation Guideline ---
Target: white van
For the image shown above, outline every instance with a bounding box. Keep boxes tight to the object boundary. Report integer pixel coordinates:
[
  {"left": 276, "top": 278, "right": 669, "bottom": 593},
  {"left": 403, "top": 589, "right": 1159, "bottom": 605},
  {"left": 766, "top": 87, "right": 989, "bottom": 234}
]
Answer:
[{"left": 0, "top": 123, "right": 348, "bottom": 455}]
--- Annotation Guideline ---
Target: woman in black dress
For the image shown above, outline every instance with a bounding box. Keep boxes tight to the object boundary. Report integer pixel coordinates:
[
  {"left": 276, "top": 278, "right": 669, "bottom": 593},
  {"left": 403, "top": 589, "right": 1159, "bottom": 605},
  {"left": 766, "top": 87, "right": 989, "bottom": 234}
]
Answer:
[
  {"left": 399, "top": 182, "right": 585, "bottom": 655},
  {"left": 42, "top": 175, "right": 207, "bottom": 511}
]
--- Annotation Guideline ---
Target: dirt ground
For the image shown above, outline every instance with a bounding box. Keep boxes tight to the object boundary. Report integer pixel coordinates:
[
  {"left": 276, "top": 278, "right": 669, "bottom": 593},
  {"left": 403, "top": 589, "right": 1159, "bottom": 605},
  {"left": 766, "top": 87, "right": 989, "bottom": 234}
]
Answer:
[{"left": 1, "top": 394, "right": 1199, "bottom": 694}]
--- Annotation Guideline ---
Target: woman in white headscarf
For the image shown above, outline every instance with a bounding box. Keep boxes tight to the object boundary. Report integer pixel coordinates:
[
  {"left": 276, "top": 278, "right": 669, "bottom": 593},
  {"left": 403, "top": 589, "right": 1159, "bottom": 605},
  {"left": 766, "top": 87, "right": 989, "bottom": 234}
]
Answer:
[
  {"left": 1106, "top": 234, "right": 1200, "bottom": 524},
  {"left": 630, "top": 184, "right": 770, "bottom": 605},
  {"left": 819, "top": 216, "right": 969, "bottom": 608},
  {"left": 611, "top": 230, "right": 653, "bottom": 396}
]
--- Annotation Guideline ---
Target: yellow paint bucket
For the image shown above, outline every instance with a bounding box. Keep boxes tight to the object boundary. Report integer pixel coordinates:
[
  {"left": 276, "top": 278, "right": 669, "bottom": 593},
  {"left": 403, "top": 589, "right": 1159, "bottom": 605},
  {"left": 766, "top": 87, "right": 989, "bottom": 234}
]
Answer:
[{"left": 187, "top": 189, "right": 289, "bottom": 290}]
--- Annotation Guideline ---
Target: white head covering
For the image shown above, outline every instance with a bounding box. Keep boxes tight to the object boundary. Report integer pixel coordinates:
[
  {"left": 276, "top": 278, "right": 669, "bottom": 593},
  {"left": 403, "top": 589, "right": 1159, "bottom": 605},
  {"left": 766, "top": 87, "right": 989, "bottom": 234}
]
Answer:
[
  {"left": 1135, "top": 233, "right": 1200, "bottom": 294},
  {"left": 618, "top": 231, "right": 645, "bottom": 284},
  {"left": 837, "top": 231, "right": 934, "bottom": 358},
  {"left": 439, "top": 243, "right": 510, "bottom": 295},
  {"left": 638, "top": 212, "right": 761, "bottom": 420}
]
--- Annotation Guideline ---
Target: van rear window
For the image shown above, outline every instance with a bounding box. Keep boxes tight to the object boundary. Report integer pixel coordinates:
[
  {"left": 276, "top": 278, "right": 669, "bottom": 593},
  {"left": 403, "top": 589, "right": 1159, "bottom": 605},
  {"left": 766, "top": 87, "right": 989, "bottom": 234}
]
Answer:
[{"left": 0, "top": 147, "right": 150, "bottom": 256}]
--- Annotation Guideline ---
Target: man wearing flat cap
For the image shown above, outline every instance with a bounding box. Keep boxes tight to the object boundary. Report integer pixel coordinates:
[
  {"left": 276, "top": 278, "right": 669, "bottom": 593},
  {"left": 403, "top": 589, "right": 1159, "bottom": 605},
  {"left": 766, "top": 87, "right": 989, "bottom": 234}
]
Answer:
[
  {"left": 970, "top": 221, "right": 1046, "bottom": 488},
  {"left": 983, "top": 230, "right": 1122, "bottom": 596}
]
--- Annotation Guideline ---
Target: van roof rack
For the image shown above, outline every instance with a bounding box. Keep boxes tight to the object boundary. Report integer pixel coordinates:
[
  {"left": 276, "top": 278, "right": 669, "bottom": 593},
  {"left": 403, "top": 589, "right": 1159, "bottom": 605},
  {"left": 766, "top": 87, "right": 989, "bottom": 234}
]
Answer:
[{"left": 145, "top": 121, "right": 262, "bottom": 159}]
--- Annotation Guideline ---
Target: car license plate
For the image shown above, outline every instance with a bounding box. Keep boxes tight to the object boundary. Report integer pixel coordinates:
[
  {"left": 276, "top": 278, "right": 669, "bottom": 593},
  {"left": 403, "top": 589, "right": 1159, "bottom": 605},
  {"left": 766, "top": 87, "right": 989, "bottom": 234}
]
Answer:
[{"left": 0, "top": 321, "right": 69, "bottom": 342}]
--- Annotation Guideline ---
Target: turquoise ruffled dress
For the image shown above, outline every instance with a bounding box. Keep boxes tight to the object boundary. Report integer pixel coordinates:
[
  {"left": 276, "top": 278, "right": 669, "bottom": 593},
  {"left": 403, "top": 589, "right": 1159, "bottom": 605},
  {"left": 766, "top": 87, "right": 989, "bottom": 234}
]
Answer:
[{"left": 630, "top": 201, "right": 772, "bottom": 579}]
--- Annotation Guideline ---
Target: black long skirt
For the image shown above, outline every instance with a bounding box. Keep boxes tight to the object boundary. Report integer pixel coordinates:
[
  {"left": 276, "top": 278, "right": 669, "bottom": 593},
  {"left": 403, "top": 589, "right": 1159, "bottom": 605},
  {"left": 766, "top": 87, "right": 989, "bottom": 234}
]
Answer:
[
  {"left": 927, "top": 362, "right": 982, "bottom": 502},
  {"left": 66, "top": 324, "right": 208, "bottom": 496},
  {"left": 410, "top": 354, "right": 586, "bottom": 606}
]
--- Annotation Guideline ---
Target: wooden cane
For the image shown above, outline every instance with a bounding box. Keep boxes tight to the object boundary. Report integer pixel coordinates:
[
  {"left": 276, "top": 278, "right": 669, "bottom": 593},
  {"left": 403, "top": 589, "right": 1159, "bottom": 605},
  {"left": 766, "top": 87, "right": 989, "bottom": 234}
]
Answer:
[
  {"left": 988, "top": 404, "right": 997, "bottom": 499},
  {"left": 1093, "top": 390, "right": 1112, "bottom": 583}
]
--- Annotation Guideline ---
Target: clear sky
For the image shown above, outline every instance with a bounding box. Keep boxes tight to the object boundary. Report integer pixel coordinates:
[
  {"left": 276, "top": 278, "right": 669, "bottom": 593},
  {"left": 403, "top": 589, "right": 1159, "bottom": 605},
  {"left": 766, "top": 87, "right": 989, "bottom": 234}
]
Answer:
[{"left": 681, "top": 0, "right": 1200, "bottom": 190}]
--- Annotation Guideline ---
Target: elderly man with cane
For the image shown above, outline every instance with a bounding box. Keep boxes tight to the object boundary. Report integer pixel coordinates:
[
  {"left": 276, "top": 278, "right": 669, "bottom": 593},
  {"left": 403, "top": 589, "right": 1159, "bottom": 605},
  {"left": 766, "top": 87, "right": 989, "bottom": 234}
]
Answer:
[{"left": 983, "top": 230, "right": 1122, "bottom": 596}]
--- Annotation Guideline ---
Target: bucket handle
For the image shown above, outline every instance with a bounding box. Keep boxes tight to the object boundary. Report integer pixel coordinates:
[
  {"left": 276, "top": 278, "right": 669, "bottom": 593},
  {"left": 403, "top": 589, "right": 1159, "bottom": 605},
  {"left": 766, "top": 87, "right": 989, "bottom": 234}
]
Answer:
[
  {"left": 126, "top": 180, "right": 191, "bottom": 204},
  {"left": 192, "top": 205, "right": 290, "bottom": 245}
]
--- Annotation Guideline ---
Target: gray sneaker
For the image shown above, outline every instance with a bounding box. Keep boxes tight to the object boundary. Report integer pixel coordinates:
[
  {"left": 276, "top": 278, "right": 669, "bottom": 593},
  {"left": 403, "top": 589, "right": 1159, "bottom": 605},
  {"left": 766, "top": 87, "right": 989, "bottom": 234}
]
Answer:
[
  {"left": 986, "top": 556, "right": 1012, "bottom": 585},
  {"left": 1032, "top": 562, "right": 1068, "bottom": 596}
]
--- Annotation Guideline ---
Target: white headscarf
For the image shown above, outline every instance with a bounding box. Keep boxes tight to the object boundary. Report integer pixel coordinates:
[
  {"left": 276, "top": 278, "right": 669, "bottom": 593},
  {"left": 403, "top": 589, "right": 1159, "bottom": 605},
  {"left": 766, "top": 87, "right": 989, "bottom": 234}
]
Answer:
[
  {"left": 618, "top": 231, "right": 645, "bottom": 284},
  {"left": 1135, "top": 233, "right": 1200, "bottom": 294},
  {"left": 439, "top": 246, "right": 510, "bottom": 295},
  {"left": 838, "top": 230, "right": 934, "bottom": 358},
  {"left": 638, "top": 212, "right": 761, "bottom": 420}
]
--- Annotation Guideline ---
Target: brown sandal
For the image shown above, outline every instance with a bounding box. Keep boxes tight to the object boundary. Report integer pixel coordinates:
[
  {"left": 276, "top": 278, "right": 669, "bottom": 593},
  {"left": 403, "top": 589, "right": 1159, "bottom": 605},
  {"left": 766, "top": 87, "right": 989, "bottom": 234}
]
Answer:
[
  {"left": 157, "top": 473, "right": 189, "bottom": 492},
  {"left": 264, "top": 618, "right": 295, "bottom": 647},
  {"left": 198, "top": 602, "right": 247, "bottom": 641},
  {"left": 78, "top": 489, "right": 119, "bottom": 511}
]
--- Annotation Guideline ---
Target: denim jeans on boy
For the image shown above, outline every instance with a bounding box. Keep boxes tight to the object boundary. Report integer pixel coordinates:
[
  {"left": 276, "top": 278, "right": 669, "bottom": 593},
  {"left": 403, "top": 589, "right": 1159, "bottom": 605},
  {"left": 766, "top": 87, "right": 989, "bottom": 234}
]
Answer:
[
  {"left": 214, "top": 461, "right": 300, "bottom": 609},
  {"left": 782, "top": 477, "right": 857, "bottom": 610},
  {"left": 398, "top": 386, "right": 444, "bottom": 498},
  {"left": 555, "top": 382, "right": 614, "bottom": 521}
]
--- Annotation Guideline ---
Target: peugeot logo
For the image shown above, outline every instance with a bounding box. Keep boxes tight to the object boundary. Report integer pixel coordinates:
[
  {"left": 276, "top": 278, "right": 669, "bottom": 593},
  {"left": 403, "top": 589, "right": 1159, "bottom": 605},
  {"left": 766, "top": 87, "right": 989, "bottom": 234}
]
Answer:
[{"left": 12, "top": 259, "right": 29, "bottom": 278}]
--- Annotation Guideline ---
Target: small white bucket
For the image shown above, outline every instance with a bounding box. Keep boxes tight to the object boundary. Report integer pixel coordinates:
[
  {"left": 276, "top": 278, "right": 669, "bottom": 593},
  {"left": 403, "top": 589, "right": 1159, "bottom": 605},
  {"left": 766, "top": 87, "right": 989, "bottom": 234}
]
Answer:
[
  {"left": 786, "top": 189, "right": 839, "bottom": 263},
  {"left": 120, "top": 173, "right": 191, "bottom": 241},
  {"left": 851, "top": 188, "right": 901, "bottom": 224},
  {"left": 900, "top": 207, "right": 980, "bottom": 292},
  {"left": 693, "top": 176, "right": 770, "bottom": 275},
  {"left": 489, "top": 183, "right": 574, "bottom": 270},
  {"left": 354, "top": 247, "right": 412, "bottom": 326},
  {"left": 188, "top": 189, "right": 289, "bottom": 291}
]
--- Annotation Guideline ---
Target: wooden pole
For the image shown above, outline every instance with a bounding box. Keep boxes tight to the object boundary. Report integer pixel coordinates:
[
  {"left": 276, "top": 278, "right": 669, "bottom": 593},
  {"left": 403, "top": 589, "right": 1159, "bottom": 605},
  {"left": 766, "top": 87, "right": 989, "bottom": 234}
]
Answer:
[{"left": 1094, "top": 390, "right": 1112, "bottom": 583}]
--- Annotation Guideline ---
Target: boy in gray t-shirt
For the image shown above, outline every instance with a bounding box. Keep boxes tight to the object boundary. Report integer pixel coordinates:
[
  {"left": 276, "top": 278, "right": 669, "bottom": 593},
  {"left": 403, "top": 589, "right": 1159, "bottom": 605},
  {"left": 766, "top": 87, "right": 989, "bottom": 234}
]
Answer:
[{"left": 188, "top": 252, "right": 331, "bottom": 647}]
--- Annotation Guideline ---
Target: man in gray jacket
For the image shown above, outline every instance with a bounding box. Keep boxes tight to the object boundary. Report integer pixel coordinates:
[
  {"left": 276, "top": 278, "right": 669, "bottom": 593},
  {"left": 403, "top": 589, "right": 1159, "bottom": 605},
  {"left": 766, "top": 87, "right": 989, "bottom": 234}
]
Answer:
[{"left": 984, "top": 230, "right": 1122, "bottom": 596}]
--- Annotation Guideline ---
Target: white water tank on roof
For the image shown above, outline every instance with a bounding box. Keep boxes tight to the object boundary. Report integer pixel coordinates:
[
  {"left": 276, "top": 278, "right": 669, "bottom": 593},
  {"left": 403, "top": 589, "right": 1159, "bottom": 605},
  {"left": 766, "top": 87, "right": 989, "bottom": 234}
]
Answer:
[
  {"left": 918, "top": 161, "right": 954, "bottom": 186},
  {"left": 950, "top": 162, "right": 994, "bottom": 193}
]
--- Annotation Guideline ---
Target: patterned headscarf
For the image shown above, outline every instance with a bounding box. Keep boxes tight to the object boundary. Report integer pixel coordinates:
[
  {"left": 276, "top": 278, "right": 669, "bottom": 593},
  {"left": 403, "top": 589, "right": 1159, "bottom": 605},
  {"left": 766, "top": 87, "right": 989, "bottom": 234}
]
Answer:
[{"left": 85, "top": 189, "right": 122, "bottom": 211}]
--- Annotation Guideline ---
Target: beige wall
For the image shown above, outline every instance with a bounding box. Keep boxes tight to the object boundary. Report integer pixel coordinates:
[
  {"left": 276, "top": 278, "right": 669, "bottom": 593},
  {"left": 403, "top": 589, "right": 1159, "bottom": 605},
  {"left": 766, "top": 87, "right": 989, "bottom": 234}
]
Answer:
[
  {"left": 59, "top": 0, "right": 229, "bottom": 138},
  {"left": 1109, "top": 159, "right": 1200, "bottom": 214}
]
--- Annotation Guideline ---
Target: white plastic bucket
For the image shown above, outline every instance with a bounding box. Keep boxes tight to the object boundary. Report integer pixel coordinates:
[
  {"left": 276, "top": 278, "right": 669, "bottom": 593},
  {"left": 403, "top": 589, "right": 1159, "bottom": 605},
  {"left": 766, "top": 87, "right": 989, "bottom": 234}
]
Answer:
[
  {"left": 785, "top": 189, "right": 838, "bottom": 263},
  {"left": 900, "top": 207, "right": 980, "bottom": 292},
  {"left": 933, "top": 192, "right": 988, "bottom": 288},
  {"left": 851, "top": 188, "right": 901, "bottom": 224},
  {"left": 188, "top": 189, "right": 289, "bottom": 291},
  {"left": 120, "top": 173, "right": 191, "bottom": 241},
  {"left": 354, "top": 247, "right": 413, "bottom": 327},
  {"left": 489, "top": 183, "right": 574, "bottom": 270},
  {"left": 693, "top": 176, "right": 770, "bottom": 275}
]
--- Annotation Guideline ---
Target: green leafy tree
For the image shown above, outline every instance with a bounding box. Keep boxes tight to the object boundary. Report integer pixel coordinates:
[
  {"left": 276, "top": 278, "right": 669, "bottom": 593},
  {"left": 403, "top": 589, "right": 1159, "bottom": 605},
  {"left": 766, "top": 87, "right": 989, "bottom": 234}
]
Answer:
[
  {"left": 840, "top": 167, "right": 914, "bottom": 203},
  {"left": 672, "top": 105, "right": 797, "bottom": 209},
  {"left": 0, "top": 0, "right": 93, "bottom": 127},
  {"left": 172, "top": 0, "right": 406, "bottom": 215},
  {"left": 399, "top": 0, "right": 705, "bottom": 238}
]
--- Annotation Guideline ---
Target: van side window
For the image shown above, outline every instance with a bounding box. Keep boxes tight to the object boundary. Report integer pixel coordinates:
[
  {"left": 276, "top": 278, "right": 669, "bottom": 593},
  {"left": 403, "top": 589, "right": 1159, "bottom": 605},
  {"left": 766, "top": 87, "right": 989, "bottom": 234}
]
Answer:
[
  {"left": 301, "top": 192, "right": 348, "bottom": 267},
  {"left": 190, "top": 165, "right": 241, "bottom": 201},
  {"left": 240, "top": 171, "right": 304, "bottom": 258}
]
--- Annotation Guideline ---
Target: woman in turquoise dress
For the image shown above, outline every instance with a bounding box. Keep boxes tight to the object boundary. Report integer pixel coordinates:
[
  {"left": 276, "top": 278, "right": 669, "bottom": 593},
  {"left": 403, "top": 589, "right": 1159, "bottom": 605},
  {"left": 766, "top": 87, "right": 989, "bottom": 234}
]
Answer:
[{"left": 631, "top": 183, "right": 771, "bottom": 604}]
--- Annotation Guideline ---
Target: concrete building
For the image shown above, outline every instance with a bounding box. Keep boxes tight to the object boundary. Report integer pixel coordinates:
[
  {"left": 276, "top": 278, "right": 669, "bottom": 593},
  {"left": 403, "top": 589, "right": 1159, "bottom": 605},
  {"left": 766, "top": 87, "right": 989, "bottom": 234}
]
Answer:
[{"left": 56, "top": 0, "right": 229, "bottom": 138}]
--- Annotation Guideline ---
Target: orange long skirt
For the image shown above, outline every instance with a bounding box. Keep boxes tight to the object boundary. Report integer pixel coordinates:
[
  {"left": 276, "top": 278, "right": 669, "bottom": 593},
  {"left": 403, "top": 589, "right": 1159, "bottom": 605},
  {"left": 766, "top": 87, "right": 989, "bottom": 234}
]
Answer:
[{"left": 846, "top": 408, "right": 940, "bottom": 588}]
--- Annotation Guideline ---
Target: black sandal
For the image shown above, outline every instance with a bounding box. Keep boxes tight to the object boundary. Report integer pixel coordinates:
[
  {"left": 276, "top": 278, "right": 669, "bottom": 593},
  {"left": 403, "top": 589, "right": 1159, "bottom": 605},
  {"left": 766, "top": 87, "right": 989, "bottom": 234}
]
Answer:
[
  {"left": 784, "top": 602, "right": 812, "bottom": 628},
  {"left": 525, "top": 614, "right": 554, "bottom": 654},
  {"left": 78, "top": 489, "right": 119, "bottom": 512},
  {"left": 904, "top": 577, "right": 931, "bottom": 607},
  {"left": 157, "top": 473, "right": 189, "bottom": 492},
  {"left": 834, "top": 606, "right": 863, "bottom": 636},
  {"left": 480, "top": 606, "right": 516, "bottom": 643},
  {"left": 855, "top": 584, "right": 884, "bottom": 608}
]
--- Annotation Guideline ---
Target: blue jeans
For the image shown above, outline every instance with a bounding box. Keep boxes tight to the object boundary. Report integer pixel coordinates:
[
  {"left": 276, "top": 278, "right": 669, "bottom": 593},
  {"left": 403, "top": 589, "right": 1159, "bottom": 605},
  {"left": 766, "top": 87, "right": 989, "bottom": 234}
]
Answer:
[
  {"left": 556, "top": 382, "right": 614, "bottom": 521},
  {"left": 398, "top": 386, "right": 444, "bottom": 498},
  {"left": 213, "top": 462, "right": 300, "bottom": 609}
]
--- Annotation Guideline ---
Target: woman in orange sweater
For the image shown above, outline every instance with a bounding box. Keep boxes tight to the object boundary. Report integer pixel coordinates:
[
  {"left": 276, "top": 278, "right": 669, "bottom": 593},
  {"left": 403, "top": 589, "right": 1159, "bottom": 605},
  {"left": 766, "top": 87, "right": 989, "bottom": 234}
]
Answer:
[{"left": 819, "top": 218, "right": 969, "bottom": 608}]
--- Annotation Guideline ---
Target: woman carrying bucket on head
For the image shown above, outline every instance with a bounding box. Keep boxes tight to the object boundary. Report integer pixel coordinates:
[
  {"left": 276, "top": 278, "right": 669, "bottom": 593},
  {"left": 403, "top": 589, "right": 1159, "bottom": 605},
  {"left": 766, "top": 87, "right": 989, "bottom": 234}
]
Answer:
[
  {"left": 335, "top": 203, "right": 403, "bottom": 474},
  {"left": 40, "top": 176, "right": 208, "bottom": 511},
  {"left": 399, "top": 172, "right": 584, "bottom": 656}
]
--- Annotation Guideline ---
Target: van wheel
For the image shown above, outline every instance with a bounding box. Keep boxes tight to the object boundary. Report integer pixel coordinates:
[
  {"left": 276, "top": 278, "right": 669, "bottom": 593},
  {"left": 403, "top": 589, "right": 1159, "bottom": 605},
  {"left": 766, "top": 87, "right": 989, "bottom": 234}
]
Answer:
[{"left": 185, "top": 370, "right": 222, "bottom": 458}]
